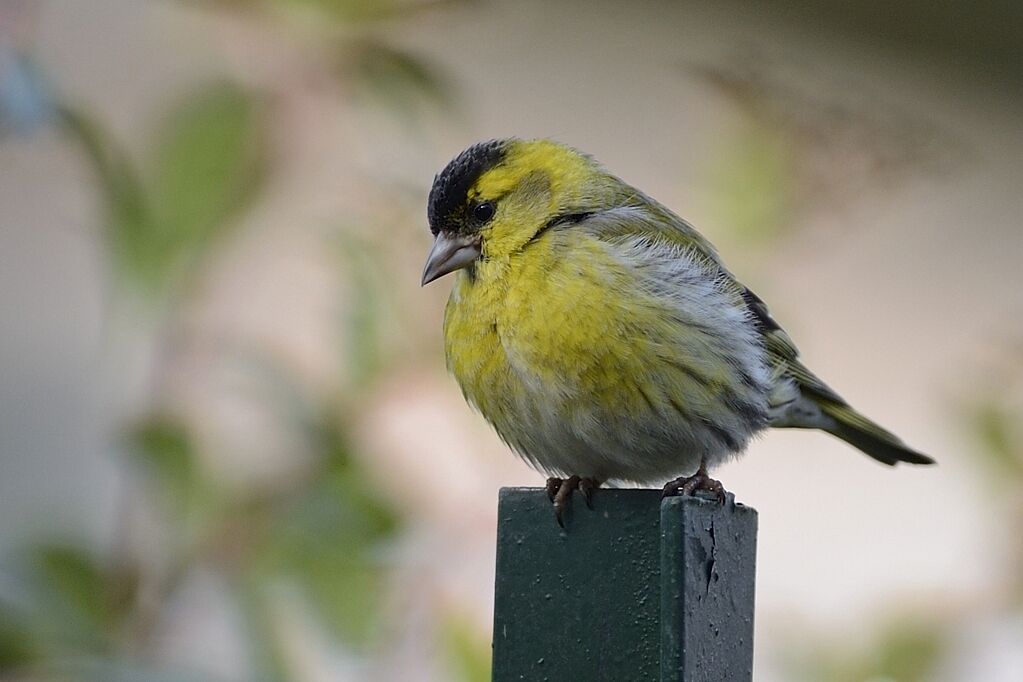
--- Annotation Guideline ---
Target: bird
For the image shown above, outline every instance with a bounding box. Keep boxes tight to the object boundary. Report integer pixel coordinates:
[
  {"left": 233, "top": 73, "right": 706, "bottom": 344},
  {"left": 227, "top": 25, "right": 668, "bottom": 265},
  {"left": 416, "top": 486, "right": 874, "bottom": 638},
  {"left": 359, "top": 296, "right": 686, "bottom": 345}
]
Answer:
[{"left": 421, "top": 138, "right": 933, "bottom": 524}]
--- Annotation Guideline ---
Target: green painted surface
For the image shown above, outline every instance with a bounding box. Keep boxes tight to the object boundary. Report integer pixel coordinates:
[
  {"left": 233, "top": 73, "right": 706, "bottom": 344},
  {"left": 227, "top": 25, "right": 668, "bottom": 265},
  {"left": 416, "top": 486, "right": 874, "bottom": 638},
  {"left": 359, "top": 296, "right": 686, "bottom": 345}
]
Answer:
[
  {"left": 491, "top": 488, "right": 756, "bottom": 682},
  {"left": 660, "top": 495, "right": 757, "bottom": 681}
]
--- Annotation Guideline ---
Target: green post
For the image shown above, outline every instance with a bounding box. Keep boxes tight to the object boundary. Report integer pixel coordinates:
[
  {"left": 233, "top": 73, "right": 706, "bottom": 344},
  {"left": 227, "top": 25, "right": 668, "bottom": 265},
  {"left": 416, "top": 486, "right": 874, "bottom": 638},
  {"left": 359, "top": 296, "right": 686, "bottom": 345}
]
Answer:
[{"left": 491, "top": 488, "right": 757, "bottom": 682}]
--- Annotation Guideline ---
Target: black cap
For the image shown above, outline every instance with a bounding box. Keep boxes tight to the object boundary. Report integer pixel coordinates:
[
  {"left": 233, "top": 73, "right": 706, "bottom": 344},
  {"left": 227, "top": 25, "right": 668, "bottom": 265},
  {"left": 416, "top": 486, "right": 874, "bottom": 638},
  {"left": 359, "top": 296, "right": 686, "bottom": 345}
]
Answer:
[{"left": 427, "top": 140, "right": 508, "bottom": 235}]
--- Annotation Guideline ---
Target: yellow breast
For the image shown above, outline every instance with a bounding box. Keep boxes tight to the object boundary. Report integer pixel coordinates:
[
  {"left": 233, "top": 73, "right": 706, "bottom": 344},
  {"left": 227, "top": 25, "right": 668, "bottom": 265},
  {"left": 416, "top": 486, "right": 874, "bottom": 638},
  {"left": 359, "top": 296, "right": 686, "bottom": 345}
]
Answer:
[{"left": 450, "top": 233, "right": 667, "bottom": 436}]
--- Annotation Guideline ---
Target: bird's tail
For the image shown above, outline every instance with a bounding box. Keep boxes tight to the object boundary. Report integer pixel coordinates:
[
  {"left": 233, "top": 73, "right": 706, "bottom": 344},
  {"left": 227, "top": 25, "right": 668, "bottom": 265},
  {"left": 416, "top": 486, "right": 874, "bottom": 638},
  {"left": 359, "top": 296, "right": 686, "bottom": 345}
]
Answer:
[
  {"left": 769, "top": 358, "right": 934, "bottom": 466},
  {"left": 817, "top": 401, "right": 933, "bottom": 466}
]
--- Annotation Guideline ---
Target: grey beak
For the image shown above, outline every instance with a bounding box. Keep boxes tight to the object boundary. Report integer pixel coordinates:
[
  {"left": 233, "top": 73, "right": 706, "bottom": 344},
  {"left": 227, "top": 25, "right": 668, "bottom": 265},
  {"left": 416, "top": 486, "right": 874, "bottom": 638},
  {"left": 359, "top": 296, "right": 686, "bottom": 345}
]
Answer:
[{"left": 421, "top": 233, "right": 482, "bottom": 285}]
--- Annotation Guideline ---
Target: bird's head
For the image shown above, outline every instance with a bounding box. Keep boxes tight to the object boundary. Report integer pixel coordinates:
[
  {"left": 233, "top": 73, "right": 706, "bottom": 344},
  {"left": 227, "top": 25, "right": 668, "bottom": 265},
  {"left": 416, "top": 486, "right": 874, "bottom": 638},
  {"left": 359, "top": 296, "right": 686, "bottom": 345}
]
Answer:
[{"left": 421, "top": 138, "right": 613, "bottom": 285}]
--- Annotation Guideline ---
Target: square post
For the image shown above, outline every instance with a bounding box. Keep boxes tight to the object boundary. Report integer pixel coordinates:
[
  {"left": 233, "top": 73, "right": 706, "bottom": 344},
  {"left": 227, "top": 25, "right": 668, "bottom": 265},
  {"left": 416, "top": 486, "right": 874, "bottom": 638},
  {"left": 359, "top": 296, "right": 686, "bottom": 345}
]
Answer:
[{"left": 492, "top": 488, "right": 756, "bottom": 682}]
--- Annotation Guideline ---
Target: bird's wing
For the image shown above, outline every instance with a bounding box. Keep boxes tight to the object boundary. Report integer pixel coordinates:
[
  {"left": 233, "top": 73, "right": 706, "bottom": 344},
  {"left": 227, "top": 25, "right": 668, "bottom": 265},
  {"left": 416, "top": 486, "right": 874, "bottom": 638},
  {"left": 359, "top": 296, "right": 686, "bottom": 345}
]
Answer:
[
  {"left": 571, "top": 191, "right": 933, "bottom": 465},
  {"left": 738, "top": 286, "right": 845, "bottom": 403},
  {"left": 576, "top": 193, "right": 847, "bottom": 405}
]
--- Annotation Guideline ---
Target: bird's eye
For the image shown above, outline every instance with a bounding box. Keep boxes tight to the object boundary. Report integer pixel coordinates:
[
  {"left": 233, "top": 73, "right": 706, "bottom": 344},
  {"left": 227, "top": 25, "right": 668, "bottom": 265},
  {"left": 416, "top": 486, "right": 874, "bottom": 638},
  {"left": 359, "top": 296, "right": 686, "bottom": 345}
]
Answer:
[{"left": 473, "top": 201, "right": 496, "bottom": 223}]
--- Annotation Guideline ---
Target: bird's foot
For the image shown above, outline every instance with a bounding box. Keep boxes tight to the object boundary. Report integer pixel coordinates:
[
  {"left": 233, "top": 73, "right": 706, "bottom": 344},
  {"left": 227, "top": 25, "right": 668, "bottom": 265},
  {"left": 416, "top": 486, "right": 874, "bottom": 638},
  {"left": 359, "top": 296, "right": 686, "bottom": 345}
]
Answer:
[
  {"left": 661, "top": 468, "right": 726, "bottom": 503},
  {"left": 545, "top": 476, "right": 600, "bottom": 527}
]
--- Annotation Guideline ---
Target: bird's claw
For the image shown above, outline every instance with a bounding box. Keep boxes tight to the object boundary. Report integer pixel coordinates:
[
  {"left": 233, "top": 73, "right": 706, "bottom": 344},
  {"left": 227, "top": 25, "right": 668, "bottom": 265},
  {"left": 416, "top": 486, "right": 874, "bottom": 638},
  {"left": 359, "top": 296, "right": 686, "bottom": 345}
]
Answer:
[
  {"left": 661, "top": 469, "right": 726, "bottom": 503},
  {"left": 578, "top": 477, "right": 597, "bottom": 510},
  {"left": 545, "top": 476, "right": 600, "bottom": 526},
  {"left": 545, "top": 476, "right": 563, "bottom": 503}
]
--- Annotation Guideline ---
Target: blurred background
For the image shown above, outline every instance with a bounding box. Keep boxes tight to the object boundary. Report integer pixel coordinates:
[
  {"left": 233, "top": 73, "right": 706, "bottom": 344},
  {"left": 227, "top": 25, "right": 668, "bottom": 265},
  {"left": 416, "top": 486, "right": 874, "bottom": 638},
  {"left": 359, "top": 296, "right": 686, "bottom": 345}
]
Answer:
[{"left": 1, "top": 1, "right": 1022, "bottom": 680}]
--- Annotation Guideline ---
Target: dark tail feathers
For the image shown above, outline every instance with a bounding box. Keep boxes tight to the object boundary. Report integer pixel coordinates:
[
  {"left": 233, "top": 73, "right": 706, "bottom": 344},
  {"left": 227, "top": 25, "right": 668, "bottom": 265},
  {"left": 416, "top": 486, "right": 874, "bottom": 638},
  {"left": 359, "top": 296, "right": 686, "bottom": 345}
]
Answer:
[{"left": 819, "top": 402, "right": 934, "bottom": 466}]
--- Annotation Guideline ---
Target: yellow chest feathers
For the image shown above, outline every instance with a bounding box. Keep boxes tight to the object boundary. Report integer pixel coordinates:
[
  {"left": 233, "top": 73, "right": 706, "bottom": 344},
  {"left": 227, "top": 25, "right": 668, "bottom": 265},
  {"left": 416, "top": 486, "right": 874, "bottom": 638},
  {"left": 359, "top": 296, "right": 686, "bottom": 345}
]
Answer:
[
  {"left": 446, "top": 233, "right": 617, "bottom": 400},
  {"left": 446, "top": 229, "right": 741, "bottom": 414}
]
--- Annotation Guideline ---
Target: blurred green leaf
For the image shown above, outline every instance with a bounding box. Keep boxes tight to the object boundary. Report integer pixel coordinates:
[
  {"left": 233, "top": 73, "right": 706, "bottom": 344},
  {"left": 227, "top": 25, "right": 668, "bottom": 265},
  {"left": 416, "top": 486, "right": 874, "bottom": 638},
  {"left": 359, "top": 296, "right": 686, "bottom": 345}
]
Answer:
[
  {"left": 315, "top": 413, "right": 401, "bottom": 540},
  {"left": 336, "top": 233, "right": 386, "bottom": 387},
  {"left": 874, "top": 621, "right": 946, "bottom": 682},
  {"left": 968, "top": 402, "right": 1023, "bottom": 486},
  {"left": 295, "top": 554, "right": 386, "bottom": 645},
  {"left": 60, "top": 83, "right": 263, "bottom": 296},
  {"left": 0, "top": 603, "right": 38, "bottom": 671},
  {"left": 150, "top": 82, "right": 263, "bottom": 277},
  {"left": 18, "top": 544, "right": 122, "bottom": 656},
  {"left": 250, "top": 419, "right": 400, "bottom": 646},
  {"left": 0, "top": 543, "right": 141, "bottom": 673},
  {"left": 127, "top": 417, "right": 210, "bottom": 519},
  {"left": 347, "top": 41, "right": 452, "bottom": 115},
  {"left": 277, "top": 0, "right": 435, "bottom": 23},
  {"left": 34, "top": 546, "right": 109, "bottom": 629},
  {"left": 236, "top": 579, "right": 293, "bottom": 682},
  {"left": 708, "top": 121, "right": 793, "bottom": 244},
  {"left": 784, "top": 615, "right": 947, "bottom": 682},
  {"left": 442, "top": 613, "right": 491, "bottom": 682},
  {"left": 58, "top": 105, "right": 158, "bottom": 290},
  {"left": 48, "top": 657, "right": 233, "bottom": 682}
]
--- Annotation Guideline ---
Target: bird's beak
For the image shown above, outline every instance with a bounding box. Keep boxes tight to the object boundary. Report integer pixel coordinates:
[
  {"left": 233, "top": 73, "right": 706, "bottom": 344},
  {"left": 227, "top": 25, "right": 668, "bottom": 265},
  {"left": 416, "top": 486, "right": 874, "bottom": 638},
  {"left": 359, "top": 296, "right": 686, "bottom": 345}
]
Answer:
[{"left": 421, "top": 232, "right": 482, "bottom": 285}]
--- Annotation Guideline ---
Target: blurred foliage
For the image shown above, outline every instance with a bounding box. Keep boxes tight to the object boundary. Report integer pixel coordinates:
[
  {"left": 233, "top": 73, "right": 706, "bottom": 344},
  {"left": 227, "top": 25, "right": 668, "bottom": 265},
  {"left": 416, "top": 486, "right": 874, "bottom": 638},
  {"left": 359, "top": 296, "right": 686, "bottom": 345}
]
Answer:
[
  {"left": 333, "top": 212, "right": 446, "bottom": 384},
  {"left": 342, "top": 40, "right": 453, "bottom": 120},
  {"left": 128, "top": 418, "right": 213, "bottom": 527},
  {"left": 0, "top": 0, "right": 468, "bottom": 677},
  {"left": 783, "top": 616, "right": 948, "bottom": 682},
  {"left": 150, "top": 85, "right": 264, "bottom": 279},
  {"left": 28, "top": 545, "right": 120, "bottom": 642},
  {"left": 1, "top": 403, "right": 404, "bottom": 680},
  {"left": 965, "top": 401, "right": 1023, "bottom": 491},
  {"left": 708, "top": 120, "right": 794, "bottom": 245},
  {"left": 246, "top": 414, "right": 401, "bottom": 648},
  {"left": 693, "top": 52, "right": 961, "bottom": 244},
  {"left": 176, "top": 0, "right": 460, "bottom": 27},
  {"left": 273, "top": 0, "right": 455, "bottom": 23},
  {"left": 441, "top": 614, "right": 491, "bottom": 682},
  {"left": 0, "top": 602, "right": 37, "bottom": 670},
  {"left": 335, "top": 230, "right": 403, "bottom": 388},
  {"left": 958, "top": 345, "right": 1023, "bottom": 606},
  {"left": 59, "top": 82, "right": 264, "bottom": 298},
  {"left": 0, "top": 542, "right": 136, "bottom": 678}
]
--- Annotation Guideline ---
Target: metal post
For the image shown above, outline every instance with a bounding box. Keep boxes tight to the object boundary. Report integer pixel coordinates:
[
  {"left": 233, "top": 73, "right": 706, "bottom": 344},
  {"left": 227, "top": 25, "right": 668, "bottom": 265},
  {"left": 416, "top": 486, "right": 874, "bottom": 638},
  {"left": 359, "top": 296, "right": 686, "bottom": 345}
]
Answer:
[{"left": 492, "top": 488, "right": 757, "bottom": 682}]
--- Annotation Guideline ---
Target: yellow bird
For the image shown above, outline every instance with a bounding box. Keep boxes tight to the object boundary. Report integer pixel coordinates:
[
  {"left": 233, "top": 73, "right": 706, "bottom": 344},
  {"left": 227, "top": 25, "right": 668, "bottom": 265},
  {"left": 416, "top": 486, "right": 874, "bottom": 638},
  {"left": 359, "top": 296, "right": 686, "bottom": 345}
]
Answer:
[{"left": 422, "top": 139, "right": 932, "bottom": 522}]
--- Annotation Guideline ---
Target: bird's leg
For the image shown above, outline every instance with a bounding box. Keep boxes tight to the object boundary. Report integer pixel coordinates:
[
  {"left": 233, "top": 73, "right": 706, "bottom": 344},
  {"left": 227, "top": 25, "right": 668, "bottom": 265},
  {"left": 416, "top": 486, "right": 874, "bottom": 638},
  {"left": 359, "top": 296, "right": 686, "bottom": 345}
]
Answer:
[
  {"left": 545, "top": 476, "right": 601, "bottom": 526},
  {"left": 661, "top": 461, "right": 726, "bottom": 503}
]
